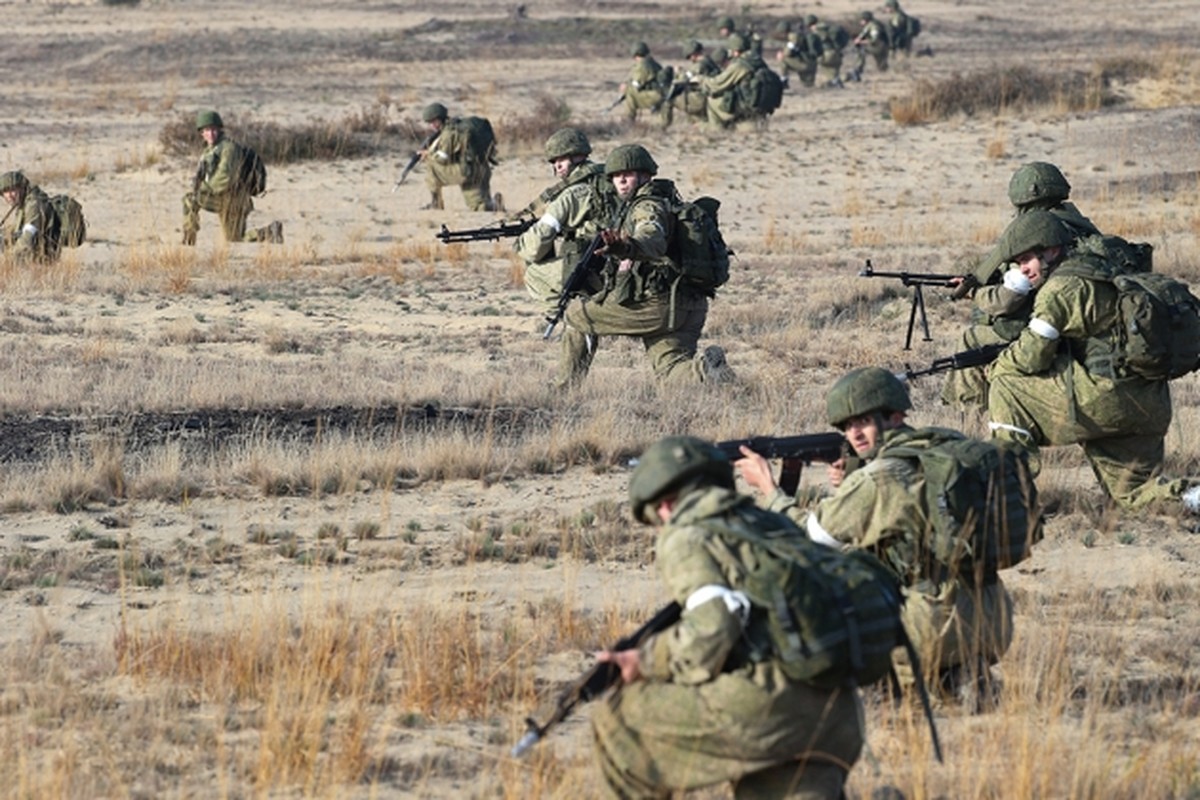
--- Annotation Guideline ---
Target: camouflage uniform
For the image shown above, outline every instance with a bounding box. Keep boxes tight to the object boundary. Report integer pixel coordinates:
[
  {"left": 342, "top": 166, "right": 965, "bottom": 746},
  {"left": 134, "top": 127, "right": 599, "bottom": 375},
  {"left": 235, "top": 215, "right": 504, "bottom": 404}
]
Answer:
[
  {"left": 779, "top": 25, "right": 823, "bottom": 88},
  {"left": 0, "top": 173, "right": 60, "bottom": 263},
  {"left": 850, "top": 12, "right": 891, "bottom": 79},
  {"left": 514, "top": 164, "right": 616, "bottom": 317},
  {"left": 593, "top": 484, "right": 863, "bottom": 799},
  {"left": 885, "top": 0, "right": 916, "bottom": 55},
  {"left": 767, "top": 427, "right": 1014, "bottom": 689},
  {"left": 987, "top": 232, "right": 1191, "bottom": 510},
  {"left": 811, "top": 21, "right": 848, "bottom": 87},
  {"left": 702, "top": 39, "right": 758, "bottom": 128},
  {"left": 424, "top": 115, "right": 497, "bottom": 212},
  {"left": 182, "top": 111, "right": 280, "bottom": 245},
  {"left": 558, "top": 177, "right": 714, "bottom": 387},
  {"left": 623, "top": 44, "right": 668, "bottom": 124},
  {"left": 673, "top": 42, "right": 721, "bottom": 122}
]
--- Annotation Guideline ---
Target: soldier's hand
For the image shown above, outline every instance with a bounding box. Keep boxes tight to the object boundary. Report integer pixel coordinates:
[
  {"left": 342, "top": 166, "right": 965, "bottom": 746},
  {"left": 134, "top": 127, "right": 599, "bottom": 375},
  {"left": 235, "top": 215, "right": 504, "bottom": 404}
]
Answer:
[
  {"left": 827, "top": 458, "right": 848, "bottom": 489},
  {"left": 596, "top": 648, "right": 642, "bottom": 683},
  {"left": 734, "top": 446, "right": 779, "bottom": 496}
]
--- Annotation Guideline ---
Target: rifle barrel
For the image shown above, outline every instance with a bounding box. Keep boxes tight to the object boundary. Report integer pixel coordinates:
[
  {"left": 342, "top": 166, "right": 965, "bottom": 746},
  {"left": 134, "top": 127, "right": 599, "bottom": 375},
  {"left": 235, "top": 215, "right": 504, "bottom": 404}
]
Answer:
[{"left": 858, "top": 265, "right": 961, "bottom": 286}]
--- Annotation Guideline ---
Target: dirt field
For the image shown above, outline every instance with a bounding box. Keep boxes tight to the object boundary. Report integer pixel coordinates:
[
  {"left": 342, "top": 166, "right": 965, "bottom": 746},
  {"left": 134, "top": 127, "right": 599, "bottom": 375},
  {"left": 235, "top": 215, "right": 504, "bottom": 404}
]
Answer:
[{"left": 2, "top": 1, "right": 1200, "bottom": 798}]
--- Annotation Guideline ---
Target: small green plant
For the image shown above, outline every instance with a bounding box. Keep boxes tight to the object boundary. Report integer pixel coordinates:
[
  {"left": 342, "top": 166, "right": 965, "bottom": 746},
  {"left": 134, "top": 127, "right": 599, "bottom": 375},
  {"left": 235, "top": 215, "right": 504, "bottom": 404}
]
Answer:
[
  {"left": 352, "top": 521, "right": 381, "bottom": 541},
  {"left": 1081, "top": 530, "right": 1098, "bottom": 548},
  {"left": 316, "top": 522, "right": 341, "bottom": 540},
  {"left": 68, "top": 524, "right": 95, "bottom": 542}
]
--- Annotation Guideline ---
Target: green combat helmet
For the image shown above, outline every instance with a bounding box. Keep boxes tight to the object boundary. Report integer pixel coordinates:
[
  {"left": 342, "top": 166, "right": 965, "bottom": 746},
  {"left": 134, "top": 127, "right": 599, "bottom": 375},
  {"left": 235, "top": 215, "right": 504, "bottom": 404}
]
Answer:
[
  {"left": 861, "top": 10, "right": 875, "bottom": 21},
  {"left": 605, "top": 144, "right": 657, "bottom": 176},
  {"left": 727, "top": 32, "right": 751, "bottom": 53},
  {"left": 422, "top": 102, "right": 448, "bottom": 123},
  {"left": 195, "top": 109, "right": 224, "bottom": 130},
  {"left": 717, "top": 15, "right": 736, "bottom": 32},
  {"left": 826, "top": 367, "right": 912, "bottom": 428},
  {"left": 629, "top": 436, "right": 733, "bottom": 525},
  {"left": 804, "top": 13, "right": 819, "bottom": 26},
  {"left": 544, "top": 128, "right": 591, "bottom": 162},
  {"left": 0, "top": 170, "right": 28, "bottom": 193},
  {"left": 1007, "top": 162, "right": 1072, "bottom": 209},
  {"left": 995, "top": 209, "right": 1075, "bottom": 264},
  {"left": 712, "top": 46, "right": 729, "bottom": 64},
  {"left": 885, "top": 0, "right": 900, "bottom": 9},
  {"left": 683, "top": 39, "right": 704, "bottom": 58},
  {"left": 631, "top": 41, "right": 650, "bottom": 57}
]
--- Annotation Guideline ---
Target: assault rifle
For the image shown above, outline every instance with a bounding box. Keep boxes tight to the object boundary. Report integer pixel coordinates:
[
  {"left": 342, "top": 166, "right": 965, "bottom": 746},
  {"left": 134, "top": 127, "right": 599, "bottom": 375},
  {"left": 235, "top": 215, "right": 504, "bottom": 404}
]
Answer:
[
  {"left": 436, "top": 219, "right": 533, "bottom": 244},
  {"left": 606, "top": 93, "right": 627, "bottom": 112},
  {"left": 716, "top": 433, "right": 847, "bottom": 495},
  {"left": 898, "top": 342, "right": 1007, "bottom": 382},
  {"left": 859, "top": 259, "right": 964, "bottom": 350},
  {"left": 543, "top": 199, "right": 631, "bottom": 339},
  {"left": 392, "top": 130, "right": 438, "bottom": 192},
  {"left": 512, "top": 601, "right": 682, "bottom": 757}
]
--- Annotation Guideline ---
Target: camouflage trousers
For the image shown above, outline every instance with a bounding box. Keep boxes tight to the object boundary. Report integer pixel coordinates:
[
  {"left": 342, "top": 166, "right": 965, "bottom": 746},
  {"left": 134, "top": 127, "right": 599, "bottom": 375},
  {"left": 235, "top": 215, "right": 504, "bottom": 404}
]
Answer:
[
  {"left": 592, "top": 662, "right": 862, "bottom": 799},
  {"left": 780, "top": 55, "right": 818, "bottom": 87},
  {"left": 817, "top": 53, "right": 843, "bottom": 85},
  {"left": 988, "top": 360, "right": 1188, "bottom": 509},
  {"left": 705, "top": 93, "right": 741, "bottom": 128},
  {"left": 852, "top": 45, "right": 889, "bottom": 75},
  {"left": 558, "top": 291, "right": 709, "bottom": 388},
  {"left": 895, "top": 578, "right": 1014, "bottom": 696},
  {"left": 940, "top": 324, "right": 1012, "bottom": 410},
  {"left": 182, "top": 189, "right": 263, "bottom": 242},
  {"left": 624, "top": 87, "right": 667, "bottom": 124},
  {"left": 425, "top": 158, "right": 494, "bottom": 212},
  {"left": 524, "top": 259, "right": 563, "bottom": 318}
]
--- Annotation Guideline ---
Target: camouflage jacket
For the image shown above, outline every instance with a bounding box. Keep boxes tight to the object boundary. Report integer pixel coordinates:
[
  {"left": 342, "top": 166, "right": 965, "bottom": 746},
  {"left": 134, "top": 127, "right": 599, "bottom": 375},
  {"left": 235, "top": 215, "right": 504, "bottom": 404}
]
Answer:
[
  {"left": 513, "top": 171, "right": 619, "bottom": 266},
  {"left": 4, "top": 184, "right": 59, "bottom": 262},
  {"left": 195, "top": 134, "right": 245, "bottom": 198}
]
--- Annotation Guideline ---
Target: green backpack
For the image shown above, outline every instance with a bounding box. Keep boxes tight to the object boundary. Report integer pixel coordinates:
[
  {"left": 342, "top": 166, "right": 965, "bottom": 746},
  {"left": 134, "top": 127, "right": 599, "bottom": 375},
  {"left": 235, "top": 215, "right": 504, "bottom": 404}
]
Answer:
[
  {"left": 1108, "top": 271, "right": 1200, "bottom": 380},
  {"left": 461, "top": 116, "right": 499, "bottom": 166},
  {"left": 49, "top": 194, "right": 87, "bottom": 248},
  {"left": 705, "top": 506, "right": 907, "bottom": 690},
  {"left": 234, "top": 143, "right": 267, "bottom": 197},
  {"left": 884, "top": 428, "right": 1043, "bottom": 580},
  {"left": 742, "top": 61, "right": 784, "bottom": 116},
  {"left": 669, "top": 195, "right": 731, "bottom": 296}
]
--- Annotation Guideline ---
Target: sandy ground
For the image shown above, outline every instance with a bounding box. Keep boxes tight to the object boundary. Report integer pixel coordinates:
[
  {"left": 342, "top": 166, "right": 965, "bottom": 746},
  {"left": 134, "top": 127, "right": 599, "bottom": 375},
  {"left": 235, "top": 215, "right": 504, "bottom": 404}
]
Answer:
[{"left": 2, "top": 0, "right": 1200, "bottom": 797}]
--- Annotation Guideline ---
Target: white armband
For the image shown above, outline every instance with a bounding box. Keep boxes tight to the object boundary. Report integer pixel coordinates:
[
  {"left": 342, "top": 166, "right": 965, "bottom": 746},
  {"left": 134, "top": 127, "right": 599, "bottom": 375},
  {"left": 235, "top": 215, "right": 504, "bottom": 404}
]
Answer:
[
  {"left": 685, "top": 584, "right": 751, "bottom": 626},
  {"left": 1002, "top": 268, "right": 1033, "bottom": 296},
  {"left": 435, "top": 150, "right": 449, "bottom": 161},
  {"left": 537, "top": 213, "right": 562, "bottom": 234},
  {"left": 22, "top": 223, "right": 38, "bottom": 236},
  {"left": 805, "top": 514, "right": 842, "bottom": 548},
  {"left": 1027, "top": 317, "right": 1059, "bottom": 340}
]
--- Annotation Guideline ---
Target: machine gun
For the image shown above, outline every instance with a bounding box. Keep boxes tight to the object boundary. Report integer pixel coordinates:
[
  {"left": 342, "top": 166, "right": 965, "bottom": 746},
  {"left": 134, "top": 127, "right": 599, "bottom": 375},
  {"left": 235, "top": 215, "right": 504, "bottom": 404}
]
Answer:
[
  {"left": 715, "top": 433, "right": 847, "bottom": 495},
  {"left": 898, "top": 343, "right": 1007, "bottom": 382},
  {"left": 512, "top": 601, "right": 682, "bottom": 758},
  {"left": 858, "top": 259, "right": 964, "bottom": 350},
  {"left": 436, "top": 219, "right": 534, "bottom": 244}
]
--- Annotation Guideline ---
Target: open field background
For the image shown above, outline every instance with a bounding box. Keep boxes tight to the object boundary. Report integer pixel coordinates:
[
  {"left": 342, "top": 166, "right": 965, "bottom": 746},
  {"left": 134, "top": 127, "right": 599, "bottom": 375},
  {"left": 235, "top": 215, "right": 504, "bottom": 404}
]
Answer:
[{"left": 2, "top": 0, "right": 1200, "bottom": 797}]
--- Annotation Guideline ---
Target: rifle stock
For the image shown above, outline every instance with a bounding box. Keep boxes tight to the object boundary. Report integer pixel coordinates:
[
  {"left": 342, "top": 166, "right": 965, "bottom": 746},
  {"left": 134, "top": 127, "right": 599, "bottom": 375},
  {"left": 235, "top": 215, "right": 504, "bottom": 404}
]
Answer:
[
  {"left": 899, "top": 342, "right": 1007, "bottom": 381},
  {"left": 716, "top": 433, "right": 846, "bottom": 495},
  {"left": 512, "top": 601, "right": 682, "bottom": 758},
  {"left": 436, "top": 219, "right": 534, "bottom": 244}
]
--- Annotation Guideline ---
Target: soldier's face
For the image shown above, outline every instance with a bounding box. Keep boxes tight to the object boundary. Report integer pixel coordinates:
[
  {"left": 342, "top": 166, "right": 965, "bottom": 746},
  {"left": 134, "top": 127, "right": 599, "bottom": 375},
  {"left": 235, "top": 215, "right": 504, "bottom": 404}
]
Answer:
[
  {"left": 841, "top": 413, "right": 883, "bottom": 455},
  {"left": 551, "top": 156, "right": 575, "bottom": 179},
  {"left": 200, "top": 126, "right": 220, "bottom": 146},
  {"left": 611, "top": 170, "right": 644, "bottom": 199},
  {"left": 1015, "top": 247, "right": 1060, "bottom": 286},
  {"left": 2, "top": 189, "right": 18, "bottom": 207}
]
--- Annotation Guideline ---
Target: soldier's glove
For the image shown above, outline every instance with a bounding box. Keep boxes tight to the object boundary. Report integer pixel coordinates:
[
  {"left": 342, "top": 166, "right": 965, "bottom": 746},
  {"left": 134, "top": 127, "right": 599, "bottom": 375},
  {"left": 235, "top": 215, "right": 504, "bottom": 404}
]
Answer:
[{"left": 1002, "top": 268, "right": 1034, "bottom": 296}]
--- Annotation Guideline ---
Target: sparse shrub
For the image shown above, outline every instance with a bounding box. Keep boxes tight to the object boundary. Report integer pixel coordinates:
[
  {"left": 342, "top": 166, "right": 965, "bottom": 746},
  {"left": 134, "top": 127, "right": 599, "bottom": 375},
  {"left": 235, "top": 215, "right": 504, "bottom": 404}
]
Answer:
[
  {"left": 317, "top": 522, "right": 341, "bottom": 540},
  {"left": 352, "top": 520, "right": 381, "bottom": 541}
]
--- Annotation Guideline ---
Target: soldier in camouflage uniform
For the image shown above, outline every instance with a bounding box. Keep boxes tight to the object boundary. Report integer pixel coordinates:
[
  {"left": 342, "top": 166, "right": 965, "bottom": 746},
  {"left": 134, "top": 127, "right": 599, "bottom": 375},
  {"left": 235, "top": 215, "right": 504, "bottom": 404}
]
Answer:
[
  {"left": 885, "top": 0, "right": 917, "bottom": 56},
  {"left": 621, "top": 42, "right": 669, "bottom": 125},
  {"left": 182, "top": 110, "right": 282, "bottom": 246},
  {"left": 513, "top": 128, "right": 615, "bottom": 317},
  {"left": 810, "top": 17, "right": 849, "bottom": 88},
  {"left": 776, "top": 17, "right": 823, "bottom": 88},
  {"left": 702, "top": 34, "right": 760, "bottom": 128},
  {"left": 556, "top": 144, "right": 733, "bottom": 388},
  {"left": 848, "top": 11, "right": 891, "bottom": 81},
  {"left": 943, "top": 162, "right": 1101, "bottom": 409},
  {"left": 0, "top": 170, "right": 60, "bottom": 263},
  {"left": 418, "top": 102, "right": 500, "bottom": 212},
  {"left": 985, "top": 211, "right": 1200, "bottom": 512},
  {"left": 592, "top": 435, "right": 863, "bottom": 799},
  {"left": 671, "top": 40, "right": 721, "bottom": 124},
  {"left": 736, "top": 368, "right": 1015, "bottom": 705}
]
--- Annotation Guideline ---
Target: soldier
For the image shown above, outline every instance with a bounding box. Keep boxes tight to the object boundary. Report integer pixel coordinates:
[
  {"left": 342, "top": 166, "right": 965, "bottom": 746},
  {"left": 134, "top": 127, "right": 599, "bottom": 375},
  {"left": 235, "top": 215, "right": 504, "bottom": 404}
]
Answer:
[
  {"left": 513, "top": 128, "right": 616, "bottom": 317},
  {"left": 670, "top": 40, "right": 721, "bottom": 124},
  {"left": 848, "top": 10, "right": 891, "bottom": 81},
  {"left": 0, "top": 170, "right": 60, "bottom": 263},
  {"left": 181, "top": 110, "right": 282, "bottom": 246},
  {"left": 711, "top": 46, "right": 730, "bottom": 70},
  {"left": 556, "top": 144, "right": 733, "bottom": 388},
  {"left": 777, "top": 16, "right": 823, "bottom": 88},
  {"left": 620, "top": 42, "right": 669, "bottom": 125},
  {"left": 701, "top": 34, "right": 759, "bottom": 128},
  {"left": 736, "top": 368, "right": 1016, "bottom": 705},
  {"left": 417, "top": 102, "right": 500, "bottom": 212},
  {"left": 592, "top": 435, "right": 864, "bottom": 799},
  {"left": 985, "top": 211, "right": 1200, "bottom": 512},
  {"left": 811, "top": 16, "right": 850, "bottom": 88},
  {"left": 943, "top": 162, "right": 1102, "bottom": 409},
  {"left": 885, "top": 0, "right": 918, "bottom": 56}
]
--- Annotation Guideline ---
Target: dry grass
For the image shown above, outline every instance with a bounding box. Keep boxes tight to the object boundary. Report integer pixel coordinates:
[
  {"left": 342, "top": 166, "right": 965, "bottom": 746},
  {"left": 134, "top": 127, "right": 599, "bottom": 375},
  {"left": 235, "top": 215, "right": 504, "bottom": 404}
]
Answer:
[{"left": 890, "top": 66, "right": 1113, "bottom": 125}]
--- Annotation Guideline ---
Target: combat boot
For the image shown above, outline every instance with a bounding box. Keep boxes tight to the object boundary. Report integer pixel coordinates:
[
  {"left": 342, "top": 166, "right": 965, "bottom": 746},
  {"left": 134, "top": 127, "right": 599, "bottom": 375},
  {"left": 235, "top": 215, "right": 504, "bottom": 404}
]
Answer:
[
  {"left": 182, "top": 228, "right": 196, "bottom": 246},
  {"left": 267, "top": 220, "right": 284, "bottom": 244},
  {"left": 420, "top": 192, "right": 443, "bottom": 211},
  {"left": 492, "top": 192, "right": 505, "bottom": 214}
]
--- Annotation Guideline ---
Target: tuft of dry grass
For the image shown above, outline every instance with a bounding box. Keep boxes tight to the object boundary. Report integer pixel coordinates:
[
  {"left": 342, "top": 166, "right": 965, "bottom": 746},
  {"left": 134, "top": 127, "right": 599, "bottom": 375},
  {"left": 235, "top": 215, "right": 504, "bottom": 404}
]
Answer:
[{"left": 890, "top": 66, "right": 1114, "bottom": 125}]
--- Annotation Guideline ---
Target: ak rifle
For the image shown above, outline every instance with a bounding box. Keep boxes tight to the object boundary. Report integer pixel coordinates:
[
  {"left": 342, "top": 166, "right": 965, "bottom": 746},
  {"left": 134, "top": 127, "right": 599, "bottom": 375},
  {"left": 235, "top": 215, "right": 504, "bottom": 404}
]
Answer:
[
  {"left": 859, "top": 260, "right": 964, "bottom": 350},
  {"left": 512, "top": 601, "right": 682, "bottom": 758},
  {"left": 543, "top": 199, "right": 631, "bottom": 339},
  {"left": 899, "top": 342, "right": 1007, "bottom": 382},
  {"left": 392, "top": 130, "right": 438, "bottom": 192},
  {"left": 436, "top": 219, "right": 534, "bottom": 244},
  {"left": 715, "top": 432, "right": 846, "bottom": 495}
]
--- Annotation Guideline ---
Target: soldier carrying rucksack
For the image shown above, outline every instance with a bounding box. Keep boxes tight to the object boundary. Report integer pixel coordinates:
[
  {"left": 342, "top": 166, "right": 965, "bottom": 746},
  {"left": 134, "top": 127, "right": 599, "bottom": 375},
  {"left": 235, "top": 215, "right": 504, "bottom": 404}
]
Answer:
[
  {"left": 701, "top": 33, "right": 783, "bottom": 128},
  {"left": 416, "top": 102, "right": 501, "bottom": 213},
  {"left": 985, "top": 210, "right": 1200, "bottom": 514},
  {"left": 0, "top": 170, "right": 67, "bottom": 263},
  {"left": 181, "top": 109, "right": 282, "bottom": 246}
]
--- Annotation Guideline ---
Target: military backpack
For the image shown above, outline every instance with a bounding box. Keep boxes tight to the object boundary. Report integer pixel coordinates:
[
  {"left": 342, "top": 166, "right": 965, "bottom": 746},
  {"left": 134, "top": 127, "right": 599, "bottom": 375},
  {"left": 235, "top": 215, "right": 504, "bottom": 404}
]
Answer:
[
  {"left": 883, "top": 428, "right": 1043, "bottom": 580},
  {"left": 669, "top": 195, "right": 731, "bottom": 296},
  {"left": 234, "top": 143, "right": 268, "bottom": 197},
  {"left": 1106, "top": 271, "right": 1200, "bottom": 380},
  {"left": 740, "top": 61, "right": 785, "bottom": 116},
  {"left": 462, "top": 116, "right": 499, "bottom": 166},
  {"left": 907, "top": 15, "right": 922, "bottom": 39},
  {"left": 49, "top": 194, "right": 87, "bottom": 248},
  {"left": 702, "top": 507, "right": 907, "bottom": 690}
]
